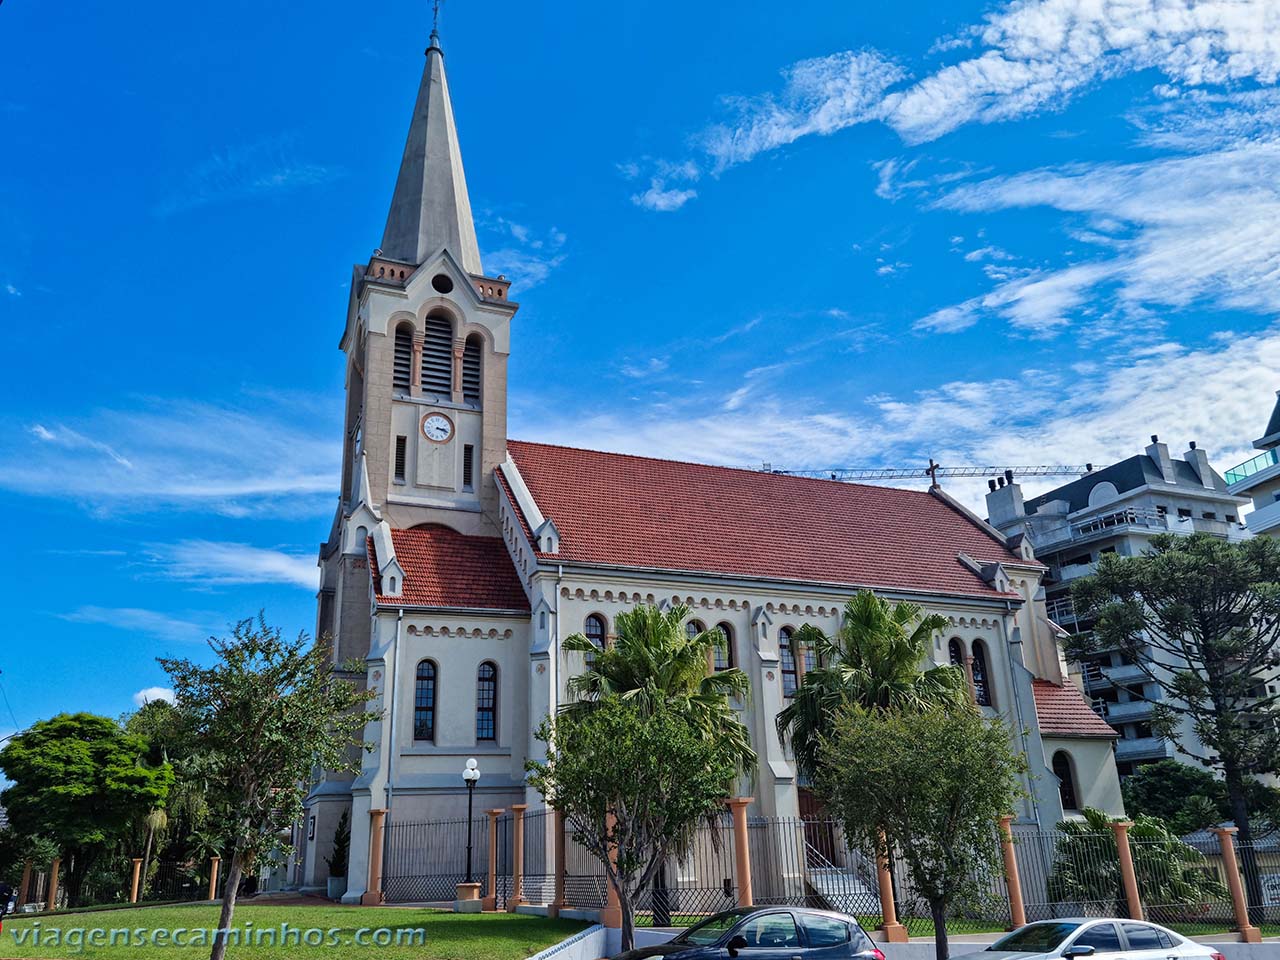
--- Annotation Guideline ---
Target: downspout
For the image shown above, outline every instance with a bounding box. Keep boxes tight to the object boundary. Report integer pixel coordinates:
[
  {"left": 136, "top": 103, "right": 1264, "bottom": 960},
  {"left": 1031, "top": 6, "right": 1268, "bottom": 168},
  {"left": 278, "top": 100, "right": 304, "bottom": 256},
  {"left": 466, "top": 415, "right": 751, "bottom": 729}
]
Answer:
[
  {"left": 1001, "top": 602, "right": 1042, "bottom": 829},
  {"left": 385, "top": 607, "right": 403, "bottom": 813},
  {"left": 551, "top": 564, "right": 563, "bottom": 718}
]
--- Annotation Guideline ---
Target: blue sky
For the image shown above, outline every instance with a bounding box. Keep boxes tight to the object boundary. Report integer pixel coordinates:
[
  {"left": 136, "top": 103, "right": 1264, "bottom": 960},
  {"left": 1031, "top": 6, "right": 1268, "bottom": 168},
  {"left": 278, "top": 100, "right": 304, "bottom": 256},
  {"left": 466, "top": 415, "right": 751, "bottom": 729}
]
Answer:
[{"left": 3, "top": 0, "right": 1280, "bottom": 727}]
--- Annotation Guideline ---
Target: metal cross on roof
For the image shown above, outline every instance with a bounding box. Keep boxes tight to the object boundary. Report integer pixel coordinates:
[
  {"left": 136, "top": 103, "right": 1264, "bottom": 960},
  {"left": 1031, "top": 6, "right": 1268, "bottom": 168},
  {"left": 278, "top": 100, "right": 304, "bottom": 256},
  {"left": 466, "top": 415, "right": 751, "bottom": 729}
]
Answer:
[{"left": 926, "top": 458, "right": 941, "bottom": 488}]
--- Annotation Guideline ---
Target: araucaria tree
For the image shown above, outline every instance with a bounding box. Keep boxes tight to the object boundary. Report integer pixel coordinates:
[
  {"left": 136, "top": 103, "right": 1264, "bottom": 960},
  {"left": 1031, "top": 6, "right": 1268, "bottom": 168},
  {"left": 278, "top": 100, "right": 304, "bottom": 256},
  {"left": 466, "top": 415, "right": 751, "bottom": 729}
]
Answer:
[
  {"left": 818, "top": 703, "right": 1026, "bottom": 960},
  {"left": 160, "top": 616, "right": 373, "bottom": 960},
  {"left": 1070, "top": 534, "right": 1280, "bottom": 884},
  {"left": 526, "top": 697, "right": 739, "bottom": 952},
  {"left": 777, "top": 590, "right": 966, "bottom": 780},
  {"left": 0, "top": 713, "right": 172, "bottom": 907}
]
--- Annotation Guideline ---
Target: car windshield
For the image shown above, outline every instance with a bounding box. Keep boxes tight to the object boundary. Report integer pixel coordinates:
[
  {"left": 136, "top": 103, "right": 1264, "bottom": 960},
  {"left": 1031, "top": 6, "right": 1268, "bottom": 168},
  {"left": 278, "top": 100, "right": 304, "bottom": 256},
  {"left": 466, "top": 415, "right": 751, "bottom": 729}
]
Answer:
[
  {"left": 988, "top": 922, "right": 1082, "bottom": 952},
  {"left": 673, "top": 910, "right": 746, "bottom": 946}
]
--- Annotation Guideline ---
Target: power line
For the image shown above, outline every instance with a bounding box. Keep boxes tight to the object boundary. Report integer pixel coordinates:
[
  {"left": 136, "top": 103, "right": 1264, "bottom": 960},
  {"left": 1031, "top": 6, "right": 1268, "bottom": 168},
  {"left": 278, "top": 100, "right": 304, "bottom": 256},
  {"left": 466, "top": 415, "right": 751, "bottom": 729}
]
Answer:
[{"left": 0, "top": 671, "right": 20, "bottom": 733}]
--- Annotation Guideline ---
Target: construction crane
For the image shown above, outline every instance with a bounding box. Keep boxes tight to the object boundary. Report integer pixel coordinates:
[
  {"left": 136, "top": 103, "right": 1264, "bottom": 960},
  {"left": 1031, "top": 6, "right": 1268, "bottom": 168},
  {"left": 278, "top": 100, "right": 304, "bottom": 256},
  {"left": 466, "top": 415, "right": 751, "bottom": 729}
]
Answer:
[{"left": 760, "top": 459, "right": 1100, "bottom": 484}]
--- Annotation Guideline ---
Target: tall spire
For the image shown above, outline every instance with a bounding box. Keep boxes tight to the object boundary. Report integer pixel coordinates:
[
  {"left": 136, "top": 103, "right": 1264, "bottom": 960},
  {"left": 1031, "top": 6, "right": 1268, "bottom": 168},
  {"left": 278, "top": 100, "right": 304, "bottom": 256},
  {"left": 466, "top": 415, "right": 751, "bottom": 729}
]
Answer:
[{"left": 380, "top": 30, "right": 482, "bottom": 273}]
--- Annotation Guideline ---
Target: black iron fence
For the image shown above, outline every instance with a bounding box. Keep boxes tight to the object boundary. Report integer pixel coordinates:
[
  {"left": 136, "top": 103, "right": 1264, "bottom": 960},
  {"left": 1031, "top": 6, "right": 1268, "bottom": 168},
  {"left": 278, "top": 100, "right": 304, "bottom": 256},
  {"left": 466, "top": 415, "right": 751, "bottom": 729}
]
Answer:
[
  {"left": 373, "top": 808, "right": 1266, "bottom": 940},
  {"left": 382, "top": 815, "right": 491, "bottom": 903},
  {"left": 634, "top": 814, "right": 738, "bottom": 927}
]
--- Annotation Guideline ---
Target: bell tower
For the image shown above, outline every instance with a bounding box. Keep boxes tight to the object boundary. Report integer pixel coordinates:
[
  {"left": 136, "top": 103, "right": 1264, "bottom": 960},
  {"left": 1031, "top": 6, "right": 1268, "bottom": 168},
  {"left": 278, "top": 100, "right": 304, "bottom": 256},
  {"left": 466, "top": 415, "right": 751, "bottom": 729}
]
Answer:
[{"left": 318, "top": 27, "right": 518, "bottom": 659}]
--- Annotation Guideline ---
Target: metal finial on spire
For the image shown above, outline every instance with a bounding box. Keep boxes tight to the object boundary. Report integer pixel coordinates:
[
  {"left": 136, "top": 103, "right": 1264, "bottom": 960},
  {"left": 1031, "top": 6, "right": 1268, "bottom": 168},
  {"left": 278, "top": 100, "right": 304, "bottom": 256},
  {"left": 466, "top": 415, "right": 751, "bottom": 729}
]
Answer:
[{"left": 428, "top": 0, "right": 444, "bottom": 50}]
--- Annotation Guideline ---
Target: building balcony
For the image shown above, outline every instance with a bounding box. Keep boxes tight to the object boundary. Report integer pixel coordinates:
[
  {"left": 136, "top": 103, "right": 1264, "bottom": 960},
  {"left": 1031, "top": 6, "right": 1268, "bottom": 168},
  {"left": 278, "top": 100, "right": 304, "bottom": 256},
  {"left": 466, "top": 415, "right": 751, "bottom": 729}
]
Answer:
[
  {"left": 1096, "top": 699, "right": 1152, "bottom": 723},
  {"left": 1226, "top": 449, "right": 1279, "bottom": 487},
  {"left": 1035, "top": 506, "right": 1170, "bottom": 552},
  {"left": 1083, "top": 662, "right": 1146, "bottom": 690},
  {"left": 1115, "top": 736, "right": 1169, "bottom": 761},
  {"left": 1246, "top": 497, "right": 1280, "bottom": 535}
]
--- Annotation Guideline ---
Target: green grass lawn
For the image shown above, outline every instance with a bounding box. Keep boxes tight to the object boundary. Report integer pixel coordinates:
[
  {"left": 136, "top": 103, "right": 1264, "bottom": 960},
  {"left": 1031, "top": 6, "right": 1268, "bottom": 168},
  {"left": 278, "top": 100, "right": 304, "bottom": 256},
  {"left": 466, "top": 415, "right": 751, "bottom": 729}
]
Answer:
[{"left": 0, "top": 904, "right": 587, "bottom": 960}]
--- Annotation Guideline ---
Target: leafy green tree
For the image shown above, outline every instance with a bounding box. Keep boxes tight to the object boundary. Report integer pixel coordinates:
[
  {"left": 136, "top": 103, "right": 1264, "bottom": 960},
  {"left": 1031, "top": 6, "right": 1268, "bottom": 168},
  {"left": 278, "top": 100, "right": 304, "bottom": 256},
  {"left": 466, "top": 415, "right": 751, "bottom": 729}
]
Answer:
[
  {"left": 0, "top": 713, "right": 172, "bottom": 906},
  {"left": 563, "top": 603, "right": 756, "bottom": 779},
  {"left": 1046, "top": 808, "right": 1227, "bottom": 916},
  {"left": 123, "top": 700, "right": 211, "bottom": 886},
  {"left": 0, "top": 829, "right": 57, "bottom": 892},
  {"left": 527, "top": 696, "right": 738, "bottom": 952},
  {"left": 817, "top": 703, "right": 1026, "bottom": 960},
  {"left": 1121, "top": 759, "right": 1280, "bottom": 837},
  {"left": 159, "top": 616, "right": 373, "bottom": 960},
  {"left": 778, "top": 590, "right": 966, "bottom": 780},
  {"left": 1070, "top": 534, "right": 1280, "bottom": 910}
]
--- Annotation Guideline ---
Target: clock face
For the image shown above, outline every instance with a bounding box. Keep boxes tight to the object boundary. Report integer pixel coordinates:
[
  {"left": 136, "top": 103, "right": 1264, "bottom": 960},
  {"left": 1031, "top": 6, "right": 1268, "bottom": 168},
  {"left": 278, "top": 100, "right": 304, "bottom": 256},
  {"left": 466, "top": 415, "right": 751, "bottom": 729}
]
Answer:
[{"left": 421, "top": 413, "right": 454, "bottom": 444}]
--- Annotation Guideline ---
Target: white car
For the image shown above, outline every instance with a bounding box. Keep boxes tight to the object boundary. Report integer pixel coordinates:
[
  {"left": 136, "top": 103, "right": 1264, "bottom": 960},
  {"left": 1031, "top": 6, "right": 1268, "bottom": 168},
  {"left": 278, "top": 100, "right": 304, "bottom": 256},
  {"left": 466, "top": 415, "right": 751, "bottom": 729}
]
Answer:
[{"left": 982, "top": 918, "right": 1226, "bottom": 960}]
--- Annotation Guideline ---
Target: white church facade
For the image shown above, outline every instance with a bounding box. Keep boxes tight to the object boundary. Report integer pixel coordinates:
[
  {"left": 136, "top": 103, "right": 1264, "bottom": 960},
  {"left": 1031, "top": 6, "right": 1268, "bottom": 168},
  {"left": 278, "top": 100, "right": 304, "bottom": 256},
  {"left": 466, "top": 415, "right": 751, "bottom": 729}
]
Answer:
[{"left": 296, "top": 30, "right": 1126, "bottom": 898}]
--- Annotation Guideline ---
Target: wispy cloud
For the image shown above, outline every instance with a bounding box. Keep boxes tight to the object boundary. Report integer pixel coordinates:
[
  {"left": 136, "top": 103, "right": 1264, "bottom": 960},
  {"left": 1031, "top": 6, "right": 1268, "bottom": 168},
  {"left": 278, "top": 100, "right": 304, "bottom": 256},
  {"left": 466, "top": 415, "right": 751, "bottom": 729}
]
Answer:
[
  {"left": 153, "top": 135, "right": 341, "bottom": 217},
  {"left": 632, "top": 180, "right": 698, "bottom": 212},
  {"left": 632, "top": 0, "right": 1280, "bottom": 209},
  {"left": 702, "top": 51, "right": 906, "bottom": 172},
  {"left": 30, "top": 423, "right": 134, "bottom": 468},
  {"left": 482, "top": 222, "right": 568, "bottom": 293},
  {"left": 57, "top": 606, "right": 222, "bottom": 645},
  {"left": 619, "top": 357, "right": 670, "bottom": 379},
  {"left": 918, "top": 129, "right": 1280, "bottom": 335},
  {"left": 523, "top": 324, "right": 1280, "bottom": 511},
  {"left": 882, "top": 0, "right": 1280, "bottom": 144},
  {"left": 1, "top": 396, "right": 338, "bottom": 517},
  {"left": 133, "top": 686, "right": 176, "bottom": 707},
  {"left": 4, "top": 283, "right": 19, "bottom": 297},
  {"left": 147, "top": 540, "right": 319, "bottom": 591}
]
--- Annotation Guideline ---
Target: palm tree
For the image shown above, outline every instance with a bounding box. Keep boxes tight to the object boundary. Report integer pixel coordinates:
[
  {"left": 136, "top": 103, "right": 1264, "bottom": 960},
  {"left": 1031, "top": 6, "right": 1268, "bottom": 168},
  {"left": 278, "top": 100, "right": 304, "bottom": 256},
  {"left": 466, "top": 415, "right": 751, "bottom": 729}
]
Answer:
[
  {"left": 562, "top": 603, "right": 756, "bottom": 780},
  {"left": 776, "top": 590, "right": 967, "bottom": 781}
]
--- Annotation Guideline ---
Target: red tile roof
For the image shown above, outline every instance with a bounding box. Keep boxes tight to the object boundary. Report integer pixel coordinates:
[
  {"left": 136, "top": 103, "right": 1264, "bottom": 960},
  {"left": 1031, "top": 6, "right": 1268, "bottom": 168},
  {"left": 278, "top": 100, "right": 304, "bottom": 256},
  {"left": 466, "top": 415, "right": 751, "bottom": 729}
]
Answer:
[
  {"left": 1032, "top": 679, "right": 1119, "bottom": 739},
  {"left": 503, "top": 440, "right": 1025, "bottom": 600},
  {"left": 368, "top": 525, "right": 529, "bottom": 611}
]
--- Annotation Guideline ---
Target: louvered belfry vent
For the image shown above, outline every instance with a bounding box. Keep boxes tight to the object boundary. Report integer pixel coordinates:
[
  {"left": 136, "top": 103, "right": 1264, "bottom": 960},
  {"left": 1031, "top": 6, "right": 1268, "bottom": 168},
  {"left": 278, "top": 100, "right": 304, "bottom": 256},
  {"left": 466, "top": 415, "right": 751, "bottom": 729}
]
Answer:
[
  {"left": 462, "top": 336, "right": 481, "bottom": 403},
  {"left": 421, "top": 315, "right": 453, "bottom": 396},
  {"left": 393, "top": 324, "right": 414, "bottom": 392}
]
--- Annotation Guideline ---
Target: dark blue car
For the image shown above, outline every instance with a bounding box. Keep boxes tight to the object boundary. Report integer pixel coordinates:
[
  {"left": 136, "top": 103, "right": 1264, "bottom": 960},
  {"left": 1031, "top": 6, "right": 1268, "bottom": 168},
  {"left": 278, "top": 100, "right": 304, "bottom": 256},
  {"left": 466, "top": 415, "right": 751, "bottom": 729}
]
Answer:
[{"left": 614, "top": 906, "right": 886, "bottom": 960}]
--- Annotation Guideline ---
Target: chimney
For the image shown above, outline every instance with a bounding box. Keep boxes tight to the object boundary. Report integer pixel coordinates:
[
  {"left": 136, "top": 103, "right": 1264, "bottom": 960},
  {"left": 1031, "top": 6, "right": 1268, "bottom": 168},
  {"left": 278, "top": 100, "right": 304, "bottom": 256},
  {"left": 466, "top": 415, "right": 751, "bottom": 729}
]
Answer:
[
  {"left": 1183, "top": 441, "right": 1216, "bottom": 489},
  {"left": 1145, "top": 434, "right": 1177, "bottom": 483},
  {"left": 986, "top": 474, "right": 1026, "bottom": 532}
]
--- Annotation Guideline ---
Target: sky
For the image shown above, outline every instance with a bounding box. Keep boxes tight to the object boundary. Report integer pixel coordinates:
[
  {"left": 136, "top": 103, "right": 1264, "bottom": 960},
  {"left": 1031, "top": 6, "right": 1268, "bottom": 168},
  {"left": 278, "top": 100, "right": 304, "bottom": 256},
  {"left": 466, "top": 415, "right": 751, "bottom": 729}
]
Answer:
[{"left": 3, "top": 0, "right": 1280, "bottom": 728}]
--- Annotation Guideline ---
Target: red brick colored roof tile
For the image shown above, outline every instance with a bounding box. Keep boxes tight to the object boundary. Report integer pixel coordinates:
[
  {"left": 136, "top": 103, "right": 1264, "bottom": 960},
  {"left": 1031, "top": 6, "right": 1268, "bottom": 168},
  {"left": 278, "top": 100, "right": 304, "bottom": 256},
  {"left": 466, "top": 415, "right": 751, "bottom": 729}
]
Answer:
[
  {"left": 1032, "top": 679, "right": 1119, "bottom": 739},
  {"left": 503, "top": 440, "right": 1024, "bottom": 600},
  {"left": 369, "top": 525, "right": 529, "bottom": 612}
]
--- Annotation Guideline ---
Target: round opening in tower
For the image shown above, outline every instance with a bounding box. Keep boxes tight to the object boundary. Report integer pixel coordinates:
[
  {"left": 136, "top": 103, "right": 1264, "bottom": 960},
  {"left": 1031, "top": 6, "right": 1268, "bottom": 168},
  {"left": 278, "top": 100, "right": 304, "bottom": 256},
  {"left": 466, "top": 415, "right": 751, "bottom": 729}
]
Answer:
[{"left": 431, "top": 273, "right": 454, "bottom": 294}]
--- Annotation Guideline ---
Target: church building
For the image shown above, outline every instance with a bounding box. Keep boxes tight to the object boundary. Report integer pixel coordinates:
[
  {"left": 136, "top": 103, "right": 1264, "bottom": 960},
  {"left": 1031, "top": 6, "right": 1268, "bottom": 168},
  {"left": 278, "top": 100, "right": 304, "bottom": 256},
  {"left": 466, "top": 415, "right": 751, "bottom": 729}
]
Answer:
[{"left": 297, "top": 29, "right": 1125, "bottom": 898}]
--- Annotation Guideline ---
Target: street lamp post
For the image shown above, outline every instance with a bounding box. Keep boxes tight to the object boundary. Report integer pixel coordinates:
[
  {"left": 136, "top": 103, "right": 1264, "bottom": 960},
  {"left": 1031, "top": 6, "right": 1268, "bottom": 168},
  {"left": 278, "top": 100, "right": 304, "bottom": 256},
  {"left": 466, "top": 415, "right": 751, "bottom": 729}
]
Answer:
[{"left": 463, "top": 758, "right": 480, "bottom": 884}]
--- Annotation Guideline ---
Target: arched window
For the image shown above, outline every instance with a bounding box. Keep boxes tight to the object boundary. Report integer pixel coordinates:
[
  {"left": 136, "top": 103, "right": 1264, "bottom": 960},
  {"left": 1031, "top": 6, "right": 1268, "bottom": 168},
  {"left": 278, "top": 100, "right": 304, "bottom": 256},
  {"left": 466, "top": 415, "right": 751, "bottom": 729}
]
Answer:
[
  {"left": 393, "top": 322, "right": 414, "bottom": 393},
  {"left": 802, "top": 635, "right": 820, "bottom": 674},
  {"left": 414, "top": 660, "right": 437, "bottom": 742},
  {"left": 584, "top": 614, "right": 607, "bottom": 670},
  {"left": 714, "top": 622, "right": 735, "bottom": 671},
  {"left": 686, "top": 619, "right": 705, "bottom": 640},
  {"left": 420, "top": 313, "right": 453, "bottom": 396},
  {"left": 1053, "top": 751, "right": 1079, "bottom": 811},
  {"left": 475, "top": 661, "right": 497, "bottom": 742},
  {"left": 462, "top": 334, "right": 482, "bottom": 404},
  {"left": 779, "top": 627, "right": 798, "bottom": 697},
  {"left": 948, "top": 638, "right": 964, "bottom": 667},
  {"left": 972, "top": 639, "right": 993, "bottom": 707}
]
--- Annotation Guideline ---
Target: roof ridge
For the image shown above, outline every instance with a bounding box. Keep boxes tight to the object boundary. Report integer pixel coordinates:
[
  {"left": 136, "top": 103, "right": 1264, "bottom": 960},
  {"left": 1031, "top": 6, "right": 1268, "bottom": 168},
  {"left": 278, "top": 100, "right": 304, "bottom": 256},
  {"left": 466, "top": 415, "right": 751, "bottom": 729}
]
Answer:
[{"left": 507, "top": 438, "right": 942, "bottom": 498}]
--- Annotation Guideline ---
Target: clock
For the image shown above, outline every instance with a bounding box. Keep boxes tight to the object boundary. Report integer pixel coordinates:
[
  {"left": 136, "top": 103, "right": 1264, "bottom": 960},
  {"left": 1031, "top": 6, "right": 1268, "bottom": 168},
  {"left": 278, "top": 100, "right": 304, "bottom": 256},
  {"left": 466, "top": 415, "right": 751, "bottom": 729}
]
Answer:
[{"left": 421, "top": 413, "right": 454, "bottom": 443}]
